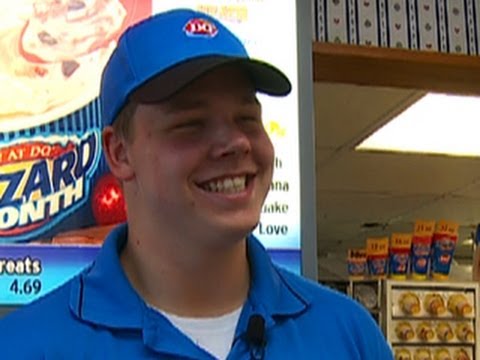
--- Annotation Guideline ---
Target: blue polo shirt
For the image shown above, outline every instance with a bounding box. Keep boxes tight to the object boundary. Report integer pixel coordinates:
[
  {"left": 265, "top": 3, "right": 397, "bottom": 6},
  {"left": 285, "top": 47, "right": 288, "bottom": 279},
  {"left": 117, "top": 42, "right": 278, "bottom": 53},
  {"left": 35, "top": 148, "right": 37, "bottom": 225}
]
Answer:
[{"left": 0, "top": 225, "right": 393, "bottom": 359}]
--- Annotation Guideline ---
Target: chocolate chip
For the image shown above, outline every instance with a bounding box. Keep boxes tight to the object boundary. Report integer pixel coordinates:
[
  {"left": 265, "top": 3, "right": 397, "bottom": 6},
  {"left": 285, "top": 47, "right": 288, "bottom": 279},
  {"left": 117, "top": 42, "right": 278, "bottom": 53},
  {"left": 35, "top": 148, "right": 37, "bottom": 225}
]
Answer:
[
  {"left": 62, "top": 60, "right": 80, "bottom": 77},
  {"left": 68, "top": 0, "right": 86, "bottom": 11},
  {"left": 38, "top": 31, "right": 58, "bottom": 46}
]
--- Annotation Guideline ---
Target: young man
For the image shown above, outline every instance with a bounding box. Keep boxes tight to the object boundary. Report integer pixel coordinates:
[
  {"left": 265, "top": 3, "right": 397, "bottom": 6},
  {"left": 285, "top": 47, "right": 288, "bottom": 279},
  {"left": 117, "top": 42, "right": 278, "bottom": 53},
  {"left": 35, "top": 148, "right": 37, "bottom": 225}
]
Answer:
[{"left": 0, "top": 9, "right": 393, "bottom": 359}]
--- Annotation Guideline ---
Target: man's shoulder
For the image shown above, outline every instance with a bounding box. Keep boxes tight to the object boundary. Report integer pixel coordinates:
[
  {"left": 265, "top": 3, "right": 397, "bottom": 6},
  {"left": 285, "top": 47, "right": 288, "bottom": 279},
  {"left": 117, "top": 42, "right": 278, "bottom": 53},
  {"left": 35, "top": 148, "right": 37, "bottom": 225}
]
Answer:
[
  {"left": 0, "top": 276, "right": 76, "bottom": 346},
  {"left": 277, "top": 267, "right": 356, "bottom": 308},
  {"left": 275, "top": 268, "right": 393, "bottom": 358},
  {"left": 275, "top": 267, "right": 379, "bottom": 325}
]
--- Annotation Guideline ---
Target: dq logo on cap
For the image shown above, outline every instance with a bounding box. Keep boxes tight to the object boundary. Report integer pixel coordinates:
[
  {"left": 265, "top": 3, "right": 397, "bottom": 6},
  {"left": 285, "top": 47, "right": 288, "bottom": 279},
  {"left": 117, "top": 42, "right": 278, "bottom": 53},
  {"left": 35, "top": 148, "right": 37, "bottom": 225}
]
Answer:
[{"left": 184, "top": 18, "right": 218, "bottom": 37}]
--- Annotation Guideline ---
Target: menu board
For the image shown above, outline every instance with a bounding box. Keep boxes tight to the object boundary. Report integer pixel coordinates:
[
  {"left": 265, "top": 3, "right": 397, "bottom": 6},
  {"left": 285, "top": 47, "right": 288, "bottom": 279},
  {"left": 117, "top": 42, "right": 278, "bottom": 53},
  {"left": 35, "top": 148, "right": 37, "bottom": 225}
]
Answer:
[{"left": 0, "top": 0, "right": 301, "bottom": 305}]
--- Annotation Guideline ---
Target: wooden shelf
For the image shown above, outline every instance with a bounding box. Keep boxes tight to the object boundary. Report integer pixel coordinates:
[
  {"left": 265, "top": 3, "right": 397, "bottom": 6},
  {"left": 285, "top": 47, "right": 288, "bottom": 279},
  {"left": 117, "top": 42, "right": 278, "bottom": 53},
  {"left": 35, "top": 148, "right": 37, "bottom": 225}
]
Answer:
[{"left": 312, "top": 42, "right": 480, "bottom": 95}]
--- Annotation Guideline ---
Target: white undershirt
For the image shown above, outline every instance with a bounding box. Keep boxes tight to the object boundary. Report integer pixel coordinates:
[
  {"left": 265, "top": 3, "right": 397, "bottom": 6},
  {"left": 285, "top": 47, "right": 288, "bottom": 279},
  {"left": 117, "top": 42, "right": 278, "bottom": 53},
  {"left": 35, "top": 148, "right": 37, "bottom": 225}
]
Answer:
[{"left": 158, "top": 306, "right": 242, "bottom": 360}]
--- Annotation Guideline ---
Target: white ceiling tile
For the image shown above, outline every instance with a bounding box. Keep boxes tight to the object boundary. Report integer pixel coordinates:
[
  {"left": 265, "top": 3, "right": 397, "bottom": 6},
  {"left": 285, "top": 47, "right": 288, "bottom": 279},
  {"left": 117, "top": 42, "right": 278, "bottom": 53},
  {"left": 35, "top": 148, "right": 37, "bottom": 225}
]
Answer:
[{"left": 313, "top": 83, "right": 480, "bottom": 270}]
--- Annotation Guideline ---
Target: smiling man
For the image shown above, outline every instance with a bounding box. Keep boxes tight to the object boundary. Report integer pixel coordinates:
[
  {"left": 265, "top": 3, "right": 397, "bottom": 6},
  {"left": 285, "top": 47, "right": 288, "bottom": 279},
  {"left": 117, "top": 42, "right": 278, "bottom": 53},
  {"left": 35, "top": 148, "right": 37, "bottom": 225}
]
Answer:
[{"left": 0, "top": 8, "right": 393, "bottom": 359}]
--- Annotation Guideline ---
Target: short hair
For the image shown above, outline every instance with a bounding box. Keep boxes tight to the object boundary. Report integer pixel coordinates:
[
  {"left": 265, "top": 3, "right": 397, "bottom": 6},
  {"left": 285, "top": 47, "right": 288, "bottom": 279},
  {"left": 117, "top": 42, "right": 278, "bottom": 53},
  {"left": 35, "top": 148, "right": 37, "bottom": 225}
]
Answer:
[{"left": 111, "top": 101, "right": 137, "bottom": 141}]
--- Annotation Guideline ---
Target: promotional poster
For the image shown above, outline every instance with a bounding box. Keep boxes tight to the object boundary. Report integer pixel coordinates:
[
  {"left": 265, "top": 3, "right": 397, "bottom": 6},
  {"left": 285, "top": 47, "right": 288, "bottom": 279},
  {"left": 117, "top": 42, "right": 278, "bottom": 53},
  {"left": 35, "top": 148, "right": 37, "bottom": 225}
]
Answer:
[{"left": 0, "top": 0, "right": 301, "bottom": 304}]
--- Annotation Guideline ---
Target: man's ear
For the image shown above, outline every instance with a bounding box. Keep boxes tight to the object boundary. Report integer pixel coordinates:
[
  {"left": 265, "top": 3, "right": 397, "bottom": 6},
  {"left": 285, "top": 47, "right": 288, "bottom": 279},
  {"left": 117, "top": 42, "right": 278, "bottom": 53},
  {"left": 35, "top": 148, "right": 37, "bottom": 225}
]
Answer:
[{"left": 102, "top": 126, "right": 135, "bottom": 181}]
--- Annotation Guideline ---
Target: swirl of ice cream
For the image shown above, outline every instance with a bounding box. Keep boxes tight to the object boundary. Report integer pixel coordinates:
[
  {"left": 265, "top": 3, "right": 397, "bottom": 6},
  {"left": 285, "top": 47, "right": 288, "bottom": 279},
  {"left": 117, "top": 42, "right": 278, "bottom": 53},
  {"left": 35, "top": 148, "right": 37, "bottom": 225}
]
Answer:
[
  {"left": 0, "top": 0, "right": 126, "bottom": 129},
  {"left": 21, "top": 0, "right": 126, "bottom": 62}
]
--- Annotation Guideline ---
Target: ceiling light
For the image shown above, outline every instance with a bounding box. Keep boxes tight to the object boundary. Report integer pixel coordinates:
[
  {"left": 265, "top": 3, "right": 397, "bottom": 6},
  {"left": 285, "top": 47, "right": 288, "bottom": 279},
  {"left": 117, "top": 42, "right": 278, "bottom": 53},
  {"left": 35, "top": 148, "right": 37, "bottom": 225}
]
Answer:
[{"left": 356, "top": 93, "right": 480, "bottom": 157}]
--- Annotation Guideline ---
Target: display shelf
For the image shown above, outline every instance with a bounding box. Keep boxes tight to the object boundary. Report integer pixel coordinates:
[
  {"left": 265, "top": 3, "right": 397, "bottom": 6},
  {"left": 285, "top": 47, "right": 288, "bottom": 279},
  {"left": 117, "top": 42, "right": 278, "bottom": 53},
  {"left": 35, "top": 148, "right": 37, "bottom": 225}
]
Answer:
[
  {"left": 385, "top": 280, "right": 479, "bottom": 360},
  {"left": 312, "top": 42, "right": 480, "bottom": 95},
  {"left": 347, "top": 279, "right": 479, "bottom": 359},
  {"left": 348, "top": 279, "right": 384, "bottom": 327}
]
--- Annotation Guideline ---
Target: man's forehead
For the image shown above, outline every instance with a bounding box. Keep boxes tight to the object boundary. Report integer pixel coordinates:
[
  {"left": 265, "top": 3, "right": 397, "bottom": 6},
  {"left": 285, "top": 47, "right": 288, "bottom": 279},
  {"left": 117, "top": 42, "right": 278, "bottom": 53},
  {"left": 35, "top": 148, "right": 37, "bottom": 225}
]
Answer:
[{"left": 161, "top": 91, "right": 260, "bottom": 113}]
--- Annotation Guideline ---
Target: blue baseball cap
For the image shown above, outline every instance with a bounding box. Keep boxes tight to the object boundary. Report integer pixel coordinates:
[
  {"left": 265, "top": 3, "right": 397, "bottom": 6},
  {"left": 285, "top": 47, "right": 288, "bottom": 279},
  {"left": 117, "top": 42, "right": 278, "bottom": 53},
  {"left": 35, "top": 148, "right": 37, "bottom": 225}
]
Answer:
[{"left": 100, "top": 8, "right": 292, "bottom": 126}]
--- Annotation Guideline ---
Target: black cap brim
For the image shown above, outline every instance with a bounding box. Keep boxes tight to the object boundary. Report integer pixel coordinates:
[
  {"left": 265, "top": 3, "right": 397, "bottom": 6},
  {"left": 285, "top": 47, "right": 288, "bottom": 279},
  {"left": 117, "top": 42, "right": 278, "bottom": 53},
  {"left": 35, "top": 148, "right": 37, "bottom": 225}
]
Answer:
[{"left": 129, "top": 56, "right": 292, "bottom": 103}]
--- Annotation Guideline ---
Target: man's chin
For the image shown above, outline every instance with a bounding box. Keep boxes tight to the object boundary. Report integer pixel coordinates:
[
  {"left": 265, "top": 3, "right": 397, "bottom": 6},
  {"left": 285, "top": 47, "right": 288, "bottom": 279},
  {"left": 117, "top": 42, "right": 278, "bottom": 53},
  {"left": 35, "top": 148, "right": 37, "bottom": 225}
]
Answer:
[{"left": 209, "top": 218, "right": 260, "bottom": 238}]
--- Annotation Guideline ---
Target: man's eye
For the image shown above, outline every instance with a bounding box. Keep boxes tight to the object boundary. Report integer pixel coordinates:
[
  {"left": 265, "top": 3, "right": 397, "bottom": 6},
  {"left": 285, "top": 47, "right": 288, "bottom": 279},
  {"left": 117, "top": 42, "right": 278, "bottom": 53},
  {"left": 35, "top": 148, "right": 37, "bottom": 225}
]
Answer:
[
  {"left": 173, "top": 120, "right": 203, "bottom": 130},
  {"left": 240, "top": 116, "right": 261, "bottom": 123}
]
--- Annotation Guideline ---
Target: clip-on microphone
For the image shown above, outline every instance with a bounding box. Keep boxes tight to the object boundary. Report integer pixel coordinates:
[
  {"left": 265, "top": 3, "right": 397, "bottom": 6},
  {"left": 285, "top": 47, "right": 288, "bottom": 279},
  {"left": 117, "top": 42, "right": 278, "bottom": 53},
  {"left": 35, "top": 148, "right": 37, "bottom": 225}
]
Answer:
[{"left": 246, "top": 314, "right": 266, "bottom": 359}]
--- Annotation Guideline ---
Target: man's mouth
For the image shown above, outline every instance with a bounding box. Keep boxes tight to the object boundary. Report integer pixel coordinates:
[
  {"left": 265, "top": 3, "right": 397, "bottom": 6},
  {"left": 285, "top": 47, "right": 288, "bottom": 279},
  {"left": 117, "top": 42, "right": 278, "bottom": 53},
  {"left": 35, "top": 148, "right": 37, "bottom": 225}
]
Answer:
[{"left": 199, "top": 175, "right": 250, "bottom": 194}]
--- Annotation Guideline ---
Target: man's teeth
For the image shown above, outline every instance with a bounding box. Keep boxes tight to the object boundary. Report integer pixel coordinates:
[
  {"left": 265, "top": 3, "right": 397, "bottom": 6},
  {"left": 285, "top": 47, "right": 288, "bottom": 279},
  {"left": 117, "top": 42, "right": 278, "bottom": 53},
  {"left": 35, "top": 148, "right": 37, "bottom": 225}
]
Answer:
[{"left": 204, "top": 176, "right": 246, "bottom": 193}]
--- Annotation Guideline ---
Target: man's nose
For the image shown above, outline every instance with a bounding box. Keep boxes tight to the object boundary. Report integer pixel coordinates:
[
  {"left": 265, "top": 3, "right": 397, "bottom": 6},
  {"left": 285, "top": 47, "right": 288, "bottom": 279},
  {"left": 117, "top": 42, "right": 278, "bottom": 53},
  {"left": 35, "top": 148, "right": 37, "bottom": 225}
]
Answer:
[{"left": 210, "top": 122, "right": 252, "bottom": 158}]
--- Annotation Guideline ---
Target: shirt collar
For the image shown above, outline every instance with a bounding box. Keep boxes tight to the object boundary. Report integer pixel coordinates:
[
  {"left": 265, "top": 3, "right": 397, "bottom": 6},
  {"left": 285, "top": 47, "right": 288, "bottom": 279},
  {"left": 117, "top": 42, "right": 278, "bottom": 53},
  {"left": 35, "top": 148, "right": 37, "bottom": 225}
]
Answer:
[
  {"left": 235, "top": 235, "right": 309, "bottom": 333},
  {"left": 69, "top": 224, "right": 309, "bottom": 330},
  {"left": 70, "top": 224, "right": 146, "bottom": 328}
]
